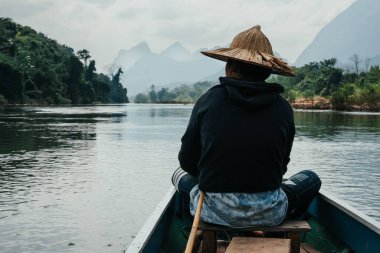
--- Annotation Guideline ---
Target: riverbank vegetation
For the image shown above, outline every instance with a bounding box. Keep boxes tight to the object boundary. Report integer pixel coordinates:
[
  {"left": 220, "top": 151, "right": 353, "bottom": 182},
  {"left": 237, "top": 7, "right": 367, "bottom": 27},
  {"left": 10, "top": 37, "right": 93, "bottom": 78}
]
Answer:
[
  {"left": 0, "top": 18, "right": 128, "bottom": 105},
  {"left": 134, "top": 82, "right": 213, "bottom": 104},
  {"left": 272, "top": 58, "right": 380, "bottom": 111},
  {"left": 135, "top": 58, "right": 380, "bottom": 111}
]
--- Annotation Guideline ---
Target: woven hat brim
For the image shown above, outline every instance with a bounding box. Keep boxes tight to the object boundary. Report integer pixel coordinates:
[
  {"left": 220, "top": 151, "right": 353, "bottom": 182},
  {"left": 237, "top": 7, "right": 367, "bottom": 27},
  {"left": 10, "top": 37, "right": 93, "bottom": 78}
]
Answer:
[{"left": 202, "top": 48, "right": 295, "bottom": 77}]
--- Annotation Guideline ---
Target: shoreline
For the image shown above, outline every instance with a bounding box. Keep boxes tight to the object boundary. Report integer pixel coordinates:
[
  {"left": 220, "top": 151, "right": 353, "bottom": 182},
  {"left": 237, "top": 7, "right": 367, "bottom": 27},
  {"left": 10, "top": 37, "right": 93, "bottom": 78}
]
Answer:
[
  {"left": 291, "top": 97, "right": 380, "bottom": 112},
  {"left": 1, "top": 102, "right": 380, "bottom": 113}
]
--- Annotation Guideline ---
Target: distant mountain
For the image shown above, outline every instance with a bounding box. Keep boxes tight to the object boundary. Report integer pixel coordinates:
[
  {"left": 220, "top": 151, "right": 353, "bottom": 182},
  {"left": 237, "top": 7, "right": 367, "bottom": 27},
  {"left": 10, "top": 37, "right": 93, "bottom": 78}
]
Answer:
[
  {"left": 113, "top": 42, "right": 224, "bottom": 95},
  {"left": 113, "top": 41, "right": 152, "bottom": 69},
  {"left": 295, "top": 0, "right": 380, "bottom": 66},
  {"left": 160, "top": 42, "right": 192, "bottom": 61},
  {"left": 125, "top": 52, "right": 223, "bottom": 95}
]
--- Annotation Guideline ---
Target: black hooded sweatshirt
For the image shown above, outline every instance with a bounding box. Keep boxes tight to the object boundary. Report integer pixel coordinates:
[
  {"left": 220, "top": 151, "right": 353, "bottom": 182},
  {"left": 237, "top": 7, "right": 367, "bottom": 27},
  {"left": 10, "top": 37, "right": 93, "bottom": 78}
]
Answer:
[{"left": 178, "top": 77, "right": 295, "bottom": 193}]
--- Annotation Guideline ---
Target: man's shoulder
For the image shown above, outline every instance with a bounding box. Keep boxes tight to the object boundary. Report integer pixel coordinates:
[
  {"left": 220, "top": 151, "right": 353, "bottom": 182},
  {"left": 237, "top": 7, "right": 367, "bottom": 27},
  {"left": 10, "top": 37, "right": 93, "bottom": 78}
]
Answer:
[
  {"left": 196, "top": 84, "right": 225, "bottom": 103},
  {"left": 205, "top": 84, "right": 224, "bottom": 95},
  {"left": 277, "top": 95, "right": 293, "bottom": 112}
]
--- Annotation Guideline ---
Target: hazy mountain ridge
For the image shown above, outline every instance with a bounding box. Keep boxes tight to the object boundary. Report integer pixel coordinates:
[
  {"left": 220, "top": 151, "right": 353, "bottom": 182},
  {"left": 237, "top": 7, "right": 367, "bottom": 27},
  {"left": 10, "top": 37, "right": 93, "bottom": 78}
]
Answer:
[
  {"left": 160, "top": 42, "right": 194, "bottom": 61},
  {"left": 295, "top": 0, "right": 380, "bottom": 67},
  {"left": 113, "top": 42, "right": 223, "bottom": 95},
  {"left": 114, "top": 41, "right": 152, "bottom": 70}
]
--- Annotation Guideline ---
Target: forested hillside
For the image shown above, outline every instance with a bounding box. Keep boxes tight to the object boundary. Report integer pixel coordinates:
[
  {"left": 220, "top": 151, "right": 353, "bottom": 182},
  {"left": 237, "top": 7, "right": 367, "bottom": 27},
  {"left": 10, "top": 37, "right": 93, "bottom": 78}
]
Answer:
[{"left": 0, "top": 18, "right": 128, "bottom": 104}]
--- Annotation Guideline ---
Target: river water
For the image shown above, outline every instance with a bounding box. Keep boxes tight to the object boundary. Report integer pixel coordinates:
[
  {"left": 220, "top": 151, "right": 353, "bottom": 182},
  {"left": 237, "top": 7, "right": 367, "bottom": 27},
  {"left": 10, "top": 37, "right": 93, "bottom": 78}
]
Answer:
[{"left": 0, "top": 104, "right": 379, "bottom": 253}]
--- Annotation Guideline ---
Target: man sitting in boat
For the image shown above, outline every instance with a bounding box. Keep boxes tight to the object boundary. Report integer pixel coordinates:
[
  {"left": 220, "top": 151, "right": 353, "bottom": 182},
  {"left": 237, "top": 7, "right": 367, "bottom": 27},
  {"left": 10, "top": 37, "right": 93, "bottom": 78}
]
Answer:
[{"left": 172, "top": 25, "right": 321, "bottom": 227}]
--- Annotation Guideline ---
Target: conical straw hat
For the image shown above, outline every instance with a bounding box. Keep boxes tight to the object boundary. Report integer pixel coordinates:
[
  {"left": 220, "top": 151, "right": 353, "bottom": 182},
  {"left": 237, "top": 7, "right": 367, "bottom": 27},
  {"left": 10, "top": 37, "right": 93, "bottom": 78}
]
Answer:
[{"left": 201, "top": 25, "right": 295, "bottom": 76}]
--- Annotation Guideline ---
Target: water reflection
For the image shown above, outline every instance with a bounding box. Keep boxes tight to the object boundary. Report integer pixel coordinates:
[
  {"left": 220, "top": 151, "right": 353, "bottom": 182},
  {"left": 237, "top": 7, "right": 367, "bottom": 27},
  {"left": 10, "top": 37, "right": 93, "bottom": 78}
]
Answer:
[
  {"left": 0, "top": 104, "right": 191, "bottom": 253},
  {"left": 0, "top": 105, "right": 130, "bottom": 253},
  {"left": 0, "top": 106, "right": 127, "bottom": 154},
  {"left": 290, "top": 109, "right": 380, "bottom": 220},
  {"left": 294, "top": 110, "right": 380, "bottom": 141},
  {"left": 149, "top": 106, "right": 190, "bottom": 118}
]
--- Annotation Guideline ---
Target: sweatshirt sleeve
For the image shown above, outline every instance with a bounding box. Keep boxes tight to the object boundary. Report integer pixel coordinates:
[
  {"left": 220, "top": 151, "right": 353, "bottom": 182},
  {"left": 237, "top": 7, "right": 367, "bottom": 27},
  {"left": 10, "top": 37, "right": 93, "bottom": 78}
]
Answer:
[
  {"left": 283, "top": 117, "right": 295, "bottom": 175},
  {"left": 178, "top": 102, "right": 202, "bottom": 176}
]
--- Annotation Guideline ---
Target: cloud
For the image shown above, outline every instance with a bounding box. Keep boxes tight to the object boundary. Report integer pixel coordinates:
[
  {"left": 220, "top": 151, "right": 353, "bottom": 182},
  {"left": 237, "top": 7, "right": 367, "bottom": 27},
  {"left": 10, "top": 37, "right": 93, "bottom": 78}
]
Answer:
[
  {"left": 0, "top": 0, "right": 49, "bottom": 18},
  {"left": 0, "top": 0, "right": 355, "bottom": 68}
]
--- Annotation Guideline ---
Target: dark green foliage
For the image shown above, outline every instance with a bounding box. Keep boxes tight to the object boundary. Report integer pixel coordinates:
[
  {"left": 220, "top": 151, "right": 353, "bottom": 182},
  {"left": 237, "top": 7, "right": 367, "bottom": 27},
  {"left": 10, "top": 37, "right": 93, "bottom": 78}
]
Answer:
[
  {"left": 112, "top": 68, "right": 123, "bottom": 84},
  {"left": 97, "top": 72, "right": 128, "bottom": 103},
  {"left": 271, "top": 59, "right": 342, "bottom": 98},
  {"left": 76, "top": 49, "right": 91, "bottom": 67},
  {"left": 109, "top": 68, "right": 128, "bottom": 103},
  {"left": 65, "top": 55, "right": 83, "bottom": 103},
  {"left": 92, "top": 78, "right": 111, "bottom": 103},
  {"left": 134, "top": 81, "right": 214, "bottom": 103},
  {"left": 0, "top": 61, "right": 23, "bottom": 102},
  {"left": 366, "top": 66, "right": 380, "bottom": 83},
  {"left": 156, "top": 87, "right": 172, "bottom": 102},
  {"left": 85, "top": 60, "right": 96, "bottom": 81},
  {"left": 108, "top": 80, "right": 128, "bottom": 103},
  {"left": 0, "top": 18, "right": 128, "bottom": 104},
  {"left": 134, "top": 93, "right": 149, "bottom": 103},
  {"left": 149, "top": 85, "right": 157, "bottom": 103},
  {"left": 270, "top": 58, "right": 380, "bottom": 111}
]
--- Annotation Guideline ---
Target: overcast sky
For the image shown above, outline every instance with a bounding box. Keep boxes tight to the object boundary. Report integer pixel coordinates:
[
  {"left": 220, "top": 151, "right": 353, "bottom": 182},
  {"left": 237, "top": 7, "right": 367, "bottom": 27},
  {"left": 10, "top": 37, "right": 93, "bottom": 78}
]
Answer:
[{"left": 1, "top": 0, "right": 355, "bottom": 69}]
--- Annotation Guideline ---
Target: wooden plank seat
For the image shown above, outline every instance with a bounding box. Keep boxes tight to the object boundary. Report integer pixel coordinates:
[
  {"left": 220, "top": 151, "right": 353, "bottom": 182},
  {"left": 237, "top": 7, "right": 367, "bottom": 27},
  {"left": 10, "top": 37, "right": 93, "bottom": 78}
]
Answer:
[
  {"left": 225, "top": 237, "right": 291, "bottom": 253},
  {"left": 197, "top": 220, "right": 311, "bottom": 253}
]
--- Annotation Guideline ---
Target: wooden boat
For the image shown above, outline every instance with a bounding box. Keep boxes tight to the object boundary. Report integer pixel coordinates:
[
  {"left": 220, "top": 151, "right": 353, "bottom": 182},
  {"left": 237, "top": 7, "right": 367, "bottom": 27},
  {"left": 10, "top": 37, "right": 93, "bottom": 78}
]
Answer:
[{"left": 126, "top": 187, "right": 380, "bottom": 253}]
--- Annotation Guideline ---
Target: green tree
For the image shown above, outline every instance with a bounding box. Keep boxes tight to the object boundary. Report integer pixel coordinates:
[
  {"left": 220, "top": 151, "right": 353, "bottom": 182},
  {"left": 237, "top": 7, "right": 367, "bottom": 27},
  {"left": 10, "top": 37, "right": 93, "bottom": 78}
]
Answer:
[
  {"left": 76, "top": 49, "right": 91, "bottom": 67},
  {"left": 331, "top": 83, "right": 356, "bottom": 110},
  {"left": 80, "top": 81, "right": 95, "bottom": 104},
  {"left": 318, "top": 59, "right": 342, "bottom": 96},
  {"left": 134, "top": 93, "right": 149, "bottom": 103},
  {"left": 112, "top": 68, "right": 123, "bottom": 84},
  {"left": 108, "top": 68, "right": 129, "bottom": 103},
  {"left": 65, "top": 55, "right": 83, "bottom": 103},
  {"left": 366, "top": 65, "right": 380, "bottom": 83},
  {"left": 157, "top": 87, "right": 171, "bottom": 102},
  {"left": 92, "top": 78, "right": 110, "bottom": 103},
  {"left": 350, "top": 54, "right": 361, "bottom": 76},
  {"left": 149, "top": 85, "right": 157, "bottom": 103},
  {"left": 86, "top": 60, "right": 96, "bottom": 81}
]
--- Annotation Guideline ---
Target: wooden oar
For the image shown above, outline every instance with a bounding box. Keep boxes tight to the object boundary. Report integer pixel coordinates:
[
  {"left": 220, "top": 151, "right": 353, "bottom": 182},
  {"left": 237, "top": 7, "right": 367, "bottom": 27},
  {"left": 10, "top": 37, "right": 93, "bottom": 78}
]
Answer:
[{"left": 184, "top": 191, "right": 205, "bottom": 253}]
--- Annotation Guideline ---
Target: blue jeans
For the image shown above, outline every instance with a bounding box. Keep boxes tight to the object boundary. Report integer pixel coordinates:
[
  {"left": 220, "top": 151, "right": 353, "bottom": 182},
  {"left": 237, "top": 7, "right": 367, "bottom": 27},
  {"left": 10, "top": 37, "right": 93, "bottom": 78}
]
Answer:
[
  {"left": 171, "top": 168, "right": 321, "bottom": 220},
  {"left": 281, "top": 170, "right": 322, "bottom": 218}
]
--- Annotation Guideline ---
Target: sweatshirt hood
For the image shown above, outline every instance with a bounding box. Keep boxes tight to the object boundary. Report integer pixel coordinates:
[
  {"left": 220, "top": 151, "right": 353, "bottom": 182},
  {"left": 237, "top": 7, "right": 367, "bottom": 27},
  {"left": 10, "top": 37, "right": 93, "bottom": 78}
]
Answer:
[{"left": 219, "top": 77, "right": 284, "bottom": 109}]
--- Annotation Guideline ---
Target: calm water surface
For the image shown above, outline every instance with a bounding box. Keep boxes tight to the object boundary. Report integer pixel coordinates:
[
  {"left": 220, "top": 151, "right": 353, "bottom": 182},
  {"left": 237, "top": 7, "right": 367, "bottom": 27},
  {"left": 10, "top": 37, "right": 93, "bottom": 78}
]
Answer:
[{"left": 0, "top": 104, "right": 379, "bottom": 253}]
